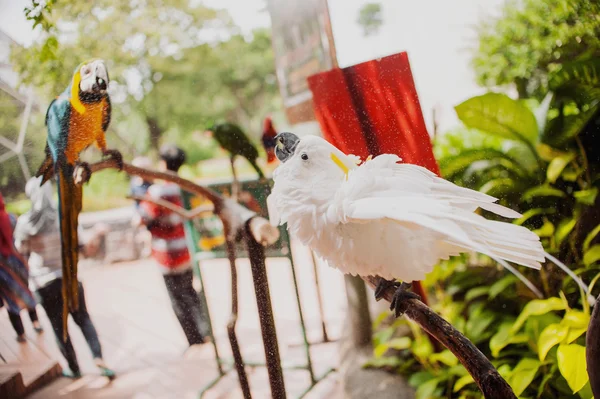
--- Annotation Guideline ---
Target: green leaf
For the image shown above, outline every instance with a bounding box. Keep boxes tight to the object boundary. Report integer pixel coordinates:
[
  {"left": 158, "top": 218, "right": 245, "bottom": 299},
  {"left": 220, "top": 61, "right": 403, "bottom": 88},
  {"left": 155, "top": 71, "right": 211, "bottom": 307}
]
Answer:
[
  {"left": 555, "top": 218, "right": 577, "bottom": 246},
  {"left": 543, "top": 103, "right": 600, "bottom": 147},
  {"left": 439, "top": 149, "right": 529, "bottom": 180},
  {"left": 547, "top": 153, "right": 576, "bottom": 183},
  {"left": 514, "top": 208, "right": 555, "bottom": 225},
  {"left": 583, "top": 224, "right": 600, "bottom": 252},
  {"left": 453, "top": 374, "right": 475, "bottom": 392},
  {"left": 408, "top": 371, "right": 435, "bottom": 388},
  {"left": 549, "top": 58, "right": 600, "bottom": 91},
  {"left": 489, "top": 275, "right": 518, "bottom": 299},
  {"left": 574, "top": 188, "right": 598, "bottom": 206},
  {"left": 387, "top": 337, "right": 412, "bottom": 350},
  {"left": 455, "top": 93, "right": 539, "bottom": 144},
  {"left": 584, "top": 244, "right": 600, "bottom": 266},
  {"left": 416, "top": 378, "right": 441, "bottom": 399},
  {"left": 522, "top": 185, "right": 566, "bottom": 202},
  {"left": 535, "top": 92, "right": 554, "bottom": 134},
  {"left": 478, "top": 177, "right": 517, "bottom": 198},
  {"left": 511, "top": 297, "right": 566, "bottom": 334},
  {"left": 412, "top": 333, "right": 434, "bottom": 360},
  {"left": 363, "top": 356, "right": 403, "bottom": 369},
  {"left": 490, "top": 322, "right": 529, "bottom": 357},
  {"left": 557, "top": 344, "right": 589, "bottom": 393},
  {"left": 533, "top": 219, "right": 555, "bottom": 237},
  {"left": 429, "top": 350, "right": 458, "bottom": 367},
  {"left": 508, "top": 358, "right": 540, "bottom": 396},
  {"left": 538, "top": 323, "right": 568, "bottom": 361},
  {"left": 465, "top": 286, "right": 489, "bottom": 301}
]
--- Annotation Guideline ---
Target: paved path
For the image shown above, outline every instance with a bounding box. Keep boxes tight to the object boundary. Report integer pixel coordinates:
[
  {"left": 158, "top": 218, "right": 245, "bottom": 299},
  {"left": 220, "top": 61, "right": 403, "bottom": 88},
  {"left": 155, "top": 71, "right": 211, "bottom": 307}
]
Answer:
[{"left": 2, "top": 242, "right": 348, "bottom": 398}]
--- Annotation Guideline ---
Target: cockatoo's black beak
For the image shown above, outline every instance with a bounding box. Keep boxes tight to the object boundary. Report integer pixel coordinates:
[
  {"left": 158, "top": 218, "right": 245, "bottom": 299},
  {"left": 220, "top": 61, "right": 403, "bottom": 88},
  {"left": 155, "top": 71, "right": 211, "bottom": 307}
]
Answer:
[{"left": 275, "top": 132, "right": 300, "bottom": 163}]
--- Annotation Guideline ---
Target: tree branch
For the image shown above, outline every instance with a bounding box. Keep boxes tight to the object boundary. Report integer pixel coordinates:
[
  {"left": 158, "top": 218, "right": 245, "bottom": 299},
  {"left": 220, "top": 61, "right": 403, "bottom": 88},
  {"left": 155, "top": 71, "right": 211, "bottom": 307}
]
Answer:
[{"left": 363, "top": 276, "right": 517, "bottom": 399}]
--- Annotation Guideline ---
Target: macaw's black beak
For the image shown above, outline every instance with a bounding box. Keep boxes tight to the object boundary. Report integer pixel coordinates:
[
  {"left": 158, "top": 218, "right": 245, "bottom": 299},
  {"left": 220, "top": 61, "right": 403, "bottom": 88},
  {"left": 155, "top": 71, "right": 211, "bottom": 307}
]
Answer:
[
  {"left": 275, "top": 132, "right": 300, "bottom": 163},
  {"left": 94, "top": 76, "right": 107, "bottom": 91}
]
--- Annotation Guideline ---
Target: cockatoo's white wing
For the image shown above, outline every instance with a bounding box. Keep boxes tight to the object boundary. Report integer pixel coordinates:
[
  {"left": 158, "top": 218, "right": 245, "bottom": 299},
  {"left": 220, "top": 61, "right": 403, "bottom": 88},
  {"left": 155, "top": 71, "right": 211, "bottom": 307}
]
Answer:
[{"left": 321, "top": 154, "right": 545, "bottom": 281}]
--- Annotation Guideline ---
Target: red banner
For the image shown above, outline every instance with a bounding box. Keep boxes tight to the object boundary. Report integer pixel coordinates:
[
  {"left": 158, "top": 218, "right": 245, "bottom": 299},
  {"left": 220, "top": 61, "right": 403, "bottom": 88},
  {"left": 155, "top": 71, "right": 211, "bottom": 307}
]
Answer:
[{"left": 306, "top": 52, "right": 439, "bottom": 175}]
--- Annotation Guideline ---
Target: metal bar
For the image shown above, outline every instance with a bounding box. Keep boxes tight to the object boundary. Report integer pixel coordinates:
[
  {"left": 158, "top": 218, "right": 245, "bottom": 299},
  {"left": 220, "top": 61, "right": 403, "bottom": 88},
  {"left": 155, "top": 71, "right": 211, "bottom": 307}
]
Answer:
[
  {"left": 198, "top": 367, "right": 233, "bottom": 398},
  {"left": 287, "top": 244, "right": 316, "bottom": 384},
  {"left": 181, "top": 194, "right": 224, "bottom": 376},
  {"left": 225, "top": 237, "right": 252, "bottom": 399},
  {"left": 309, "top": 250, "right": 329, "bottom": 343},
  {"left": 296, "top": 368, "right": 336, "bottom": 399},
  {"left": 16, "top": 89, "right": 34, "bottom": 151},
  {"left": 245, "top": 219, "right": 287, "bottom": 398}
]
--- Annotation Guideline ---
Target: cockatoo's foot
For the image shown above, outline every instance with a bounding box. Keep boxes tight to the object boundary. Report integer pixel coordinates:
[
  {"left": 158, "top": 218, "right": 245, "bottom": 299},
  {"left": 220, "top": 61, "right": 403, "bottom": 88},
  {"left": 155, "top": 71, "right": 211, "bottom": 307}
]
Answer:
[
  {"left": 390, "top": 282, "right": 420, "bottom": 317},
  {"left": 103, "top": 149, "right": 123, "bottom": 170},
  {"left": 374, "top": 277, "right": 401, "bottom": 301},
  {"left": 74, "top": 162, "right": 92, "bottom": 184}
]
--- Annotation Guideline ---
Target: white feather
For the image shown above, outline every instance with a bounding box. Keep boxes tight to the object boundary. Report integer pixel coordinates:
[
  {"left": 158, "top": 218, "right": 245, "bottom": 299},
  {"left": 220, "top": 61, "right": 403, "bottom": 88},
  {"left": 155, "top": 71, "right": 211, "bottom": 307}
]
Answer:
[{"left": 270, "top": 136, "right": 590, "bottom": 300}]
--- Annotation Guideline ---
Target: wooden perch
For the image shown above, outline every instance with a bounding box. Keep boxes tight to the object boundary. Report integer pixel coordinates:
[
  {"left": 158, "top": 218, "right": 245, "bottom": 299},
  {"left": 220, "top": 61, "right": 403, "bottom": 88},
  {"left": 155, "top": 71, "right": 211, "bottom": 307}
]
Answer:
[
  {"left": 587, "top": 293, "right": 600, "bottom": 398},
  {"left": 127, "top": 194, "right": 214, "bottom": 220},
  {"left": 76, "top": 158, "right": 279, "bottom": 245},
  {"left": 363, "top": 276, "right": 517, "bottom": 399}
]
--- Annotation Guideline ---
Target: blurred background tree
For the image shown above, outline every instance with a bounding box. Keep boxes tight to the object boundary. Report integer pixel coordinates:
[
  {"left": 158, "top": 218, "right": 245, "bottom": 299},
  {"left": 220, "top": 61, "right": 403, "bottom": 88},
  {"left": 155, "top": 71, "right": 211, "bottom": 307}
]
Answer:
[
  {"left": 11, "top": 0, "right": 279, "bottom": 161},
  {"left": 356, "top": 3, "right": 383, "bottom": 37}
]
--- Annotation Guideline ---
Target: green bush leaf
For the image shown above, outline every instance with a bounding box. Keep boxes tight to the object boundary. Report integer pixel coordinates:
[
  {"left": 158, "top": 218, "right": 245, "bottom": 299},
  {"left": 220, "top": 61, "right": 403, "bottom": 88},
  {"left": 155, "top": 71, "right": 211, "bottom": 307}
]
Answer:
[
  {"left": 478, "top": 178, "right": 517, "bottom": 197},
  {"left": 489, "top": 275, "right": 518, "bottom": 299},
  {"left": 557, "top": 344, "right": 589, "bottom": 393},
  {"left": 508, "top": 358, "right": 540, "bottom": 396},
  {"left": 547, "top": 153, "right": 576, "bottom": 183},
  {"left": 387, "top": 337, "right": 412, "bottom": 350},
  {"left": 416, "top": 378, "right": 441, "bottom": 399},
  {"left": 429, "top": 350, "right": 458, "bottom": 367},
  {"left": 584, "top": 244, "right": 600, "bottom": 266},
  {"left": 453, "top": 374, "right": 475, "bottom": 392},
  {"left": 522, "top": 185, "right": 566, "bottom": 202},
  {"left": 533, "top": 219, "right": 555, "bottom": 237},
  {"left": 583, "top": 224, "right": 600, "bottom": 252},
  {"left": 543, "top": 103, "right": 600, "bottom": 147},
  {"left": 511, "top": 297, "right": 566, "bottom": 334},
  {"left": 538, "top": 323, "right": 568, "bottom": 361},
  {"left": 455, "top": 93, "right": 539, "bottom": 144},
  {"left": 490, "top": 322, "right": 529, "bottom": 357},
  {"left": 574, "top": 188, "right": 598, "bottom": 206},
  {"left": 439, "top": 149, "right": 529, "bottom": 180},
  {"left": 555, "top": 218, "right": 577, "bottom": 246},
  {"left": 465, "top": 286, "right": 490, "bottom": 301},
  {"left": 514, "top": 208, "right": 555, "bottom": 225}
]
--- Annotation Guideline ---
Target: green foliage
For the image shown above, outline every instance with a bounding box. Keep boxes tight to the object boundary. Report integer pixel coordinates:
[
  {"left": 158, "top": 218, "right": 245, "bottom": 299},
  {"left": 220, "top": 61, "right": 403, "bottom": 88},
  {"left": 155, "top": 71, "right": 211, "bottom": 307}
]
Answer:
[
  {"left": 370, "top": 54, "right": 600, "bottom": 398},
  {"left": 473, "top": 0, "right": 600, "bottom": 99}
]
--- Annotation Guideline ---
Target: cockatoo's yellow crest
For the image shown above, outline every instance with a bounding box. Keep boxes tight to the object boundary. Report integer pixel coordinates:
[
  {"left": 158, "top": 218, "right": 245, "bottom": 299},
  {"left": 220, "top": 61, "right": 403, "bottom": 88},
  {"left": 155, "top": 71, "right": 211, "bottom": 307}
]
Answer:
[{"left": 330, "top": 153, "right": 349, "bottom": 179}]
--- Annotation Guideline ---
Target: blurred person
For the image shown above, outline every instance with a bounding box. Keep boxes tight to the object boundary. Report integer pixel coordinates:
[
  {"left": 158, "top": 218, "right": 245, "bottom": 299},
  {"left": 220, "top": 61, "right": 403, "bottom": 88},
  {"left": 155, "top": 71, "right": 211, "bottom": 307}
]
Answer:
[
  {"left": 130, "top": 156, "right": 154, "bottom": 258},
  {"left": 14, "top": 177, "right": 115, "bottom": 379},
  {"left": 136, "top": 144, "right": 210, "bottom": 348},
  {"left": 1, "top": 207, "right": 44, "bottom": 340},
  {"left": 0, "top": 192, "right": 41, "bottom": 343}
]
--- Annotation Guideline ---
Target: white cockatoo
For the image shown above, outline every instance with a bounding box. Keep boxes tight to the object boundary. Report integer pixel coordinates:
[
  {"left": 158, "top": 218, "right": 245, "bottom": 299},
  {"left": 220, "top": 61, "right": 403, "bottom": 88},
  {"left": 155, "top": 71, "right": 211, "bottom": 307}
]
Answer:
[{"left": 267, "top": 132, "right": 594, "bottom": 315}]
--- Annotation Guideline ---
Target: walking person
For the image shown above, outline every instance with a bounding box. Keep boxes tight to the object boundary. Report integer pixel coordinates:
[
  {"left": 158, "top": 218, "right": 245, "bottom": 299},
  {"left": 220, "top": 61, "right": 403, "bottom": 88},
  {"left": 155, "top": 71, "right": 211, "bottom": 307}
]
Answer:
[
  {"left": 14, "top": 177, "right": 115, "bottom": 379},
  {"left": 136, "top": 144, "right": 210, "bottom": 348},
  {"left": 0, "top": 192, "right": 41, "bottom": 343}
]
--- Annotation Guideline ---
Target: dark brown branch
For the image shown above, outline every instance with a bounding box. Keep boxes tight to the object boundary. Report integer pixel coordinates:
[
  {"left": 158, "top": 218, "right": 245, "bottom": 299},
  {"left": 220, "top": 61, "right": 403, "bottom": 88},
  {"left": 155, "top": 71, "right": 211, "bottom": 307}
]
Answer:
[
  {"left": 363, "top": 276, "right": 517, "bottom": 399},
  {"left": 587, "top": 293, "right": 600, "bottom": 399},
  {"left": 77, "top": 159, "right": 279, "bottom": 245}
]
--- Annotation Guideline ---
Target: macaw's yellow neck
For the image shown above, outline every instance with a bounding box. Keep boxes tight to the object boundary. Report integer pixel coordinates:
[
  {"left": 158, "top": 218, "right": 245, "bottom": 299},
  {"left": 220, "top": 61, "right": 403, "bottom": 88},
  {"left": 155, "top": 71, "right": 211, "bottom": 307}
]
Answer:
[{"left": 70, "top": 72, "right": 86, "bottom": 114}]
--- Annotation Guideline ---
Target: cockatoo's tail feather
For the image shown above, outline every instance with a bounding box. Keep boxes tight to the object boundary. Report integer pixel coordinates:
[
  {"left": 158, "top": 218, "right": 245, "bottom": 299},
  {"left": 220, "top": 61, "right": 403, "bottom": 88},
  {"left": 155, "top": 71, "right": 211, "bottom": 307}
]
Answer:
[{"left": 268, "top": 134, "right": 592, "bottom": 302}]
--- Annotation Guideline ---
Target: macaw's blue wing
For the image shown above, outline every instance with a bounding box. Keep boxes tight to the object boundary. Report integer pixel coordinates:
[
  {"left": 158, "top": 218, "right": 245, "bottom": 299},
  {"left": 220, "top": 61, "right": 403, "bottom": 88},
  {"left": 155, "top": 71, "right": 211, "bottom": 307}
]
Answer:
[{"left": 36, "top": 96, "right": 82, "bottom": 339}]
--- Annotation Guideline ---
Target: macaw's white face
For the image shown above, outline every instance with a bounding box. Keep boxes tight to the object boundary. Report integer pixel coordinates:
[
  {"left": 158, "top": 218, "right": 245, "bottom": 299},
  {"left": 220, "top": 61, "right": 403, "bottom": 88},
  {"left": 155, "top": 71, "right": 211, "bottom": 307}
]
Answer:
[{"left": 79, "top": 59, "right": 109, "bottom": 97}]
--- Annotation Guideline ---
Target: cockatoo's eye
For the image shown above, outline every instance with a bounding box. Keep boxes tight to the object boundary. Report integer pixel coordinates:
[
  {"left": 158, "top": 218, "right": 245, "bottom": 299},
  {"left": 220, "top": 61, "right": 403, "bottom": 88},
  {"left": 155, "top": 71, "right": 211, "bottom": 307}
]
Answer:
[{"left": 301, "top": 153, "right": 308, "bottom": 161}]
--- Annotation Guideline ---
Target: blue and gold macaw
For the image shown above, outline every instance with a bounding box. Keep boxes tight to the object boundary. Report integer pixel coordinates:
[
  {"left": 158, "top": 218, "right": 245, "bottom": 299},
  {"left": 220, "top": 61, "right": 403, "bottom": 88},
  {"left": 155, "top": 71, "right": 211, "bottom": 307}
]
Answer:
[{"left": 36, "top": 59, "right": 122, "bottom": 337}]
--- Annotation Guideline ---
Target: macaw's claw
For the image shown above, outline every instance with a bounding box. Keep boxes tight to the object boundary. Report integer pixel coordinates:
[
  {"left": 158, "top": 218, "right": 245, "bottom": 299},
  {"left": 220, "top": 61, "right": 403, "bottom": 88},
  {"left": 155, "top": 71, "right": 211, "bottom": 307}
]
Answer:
[
  {"left": 74, "top": 162, "right": 92, "bottom": 184},
  {"left": 389, "top": 282, "right": 420, "bottom": 318},
  {"left": 374, "top": 277, "right": 401, "bottom": 301},
  {"left": 104, "top": 149, "right": 123, "bottom": 171}
]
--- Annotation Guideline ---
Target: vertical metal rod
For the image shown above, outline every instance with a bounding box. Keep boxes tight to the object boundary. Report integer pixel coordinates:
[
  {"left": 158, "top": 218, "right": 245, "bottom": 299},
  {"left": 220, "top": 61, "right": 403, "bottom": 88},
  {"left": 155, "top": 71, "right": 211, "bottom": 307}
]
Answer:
[
  {"left": 245, "top": 220, "right": 287, "bottom": 398},
  {"left": 182, "top": 194, "right": 224, "bottom": 376},
  {"left": 309, "top": 250, "right": 329, "bottom": 343},
  {"left": 287, "top": 246, "right": 316, "bottom": 384},
  {"left": 225, "top": 237, "right": 252, "bottom": 399}
]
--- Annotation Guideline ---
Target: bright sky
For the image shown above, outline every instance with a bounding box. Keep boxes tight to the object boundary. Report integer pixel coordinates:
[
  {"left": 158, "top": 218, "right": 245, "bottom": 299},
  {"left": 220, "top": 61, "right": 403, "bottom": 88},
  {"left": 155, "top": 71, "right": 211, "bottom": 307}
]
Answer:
[{"left": 1, "top": 0, "right": 508, "bottom": 132}]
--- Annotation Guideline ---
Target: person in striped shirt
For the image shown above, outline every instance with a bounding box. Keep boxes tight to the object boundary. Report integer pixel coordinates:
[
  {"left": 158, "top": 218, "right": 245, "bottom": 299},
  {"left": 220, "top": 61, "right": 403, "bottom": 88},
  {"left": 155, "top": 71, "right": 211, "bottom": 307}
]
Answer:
[{"left": 137, "top": 144, "right": 209, "bottom": 347}]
